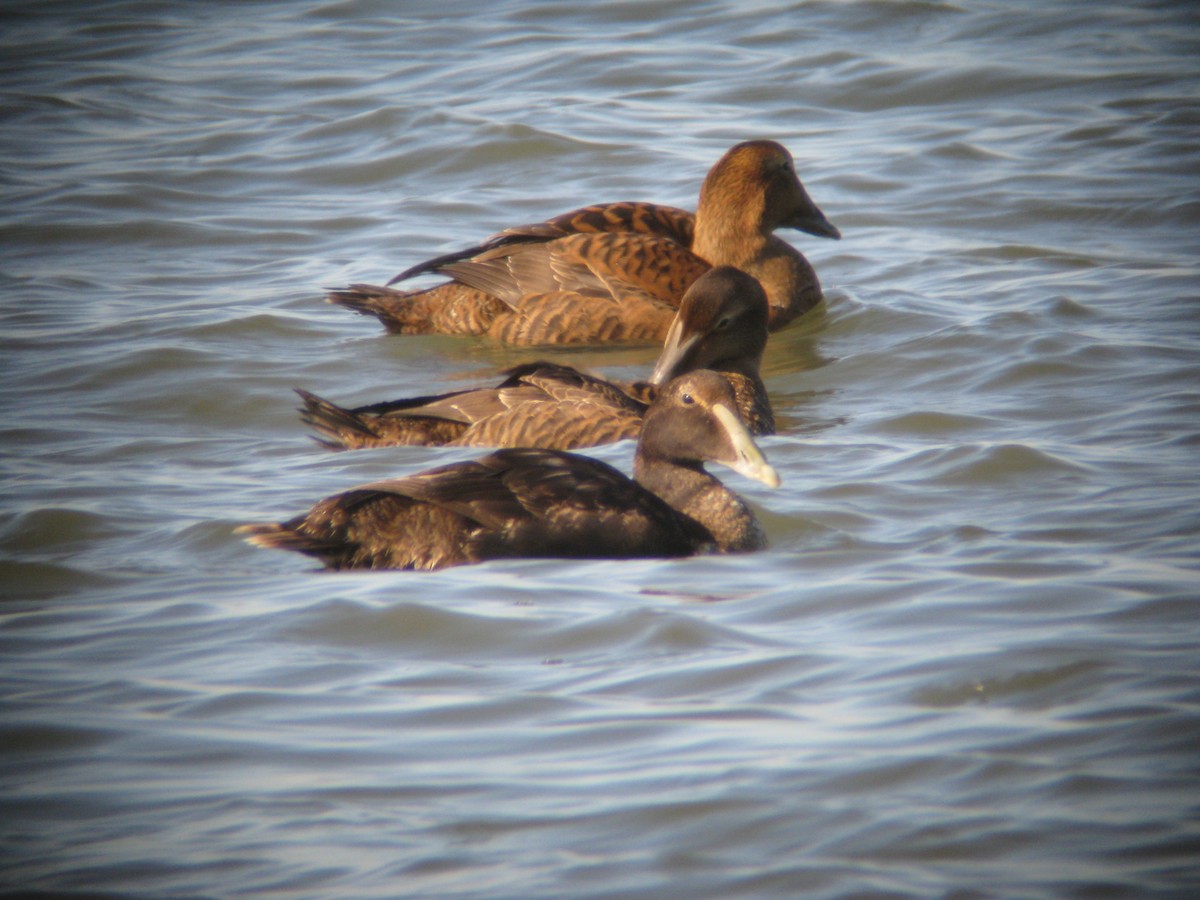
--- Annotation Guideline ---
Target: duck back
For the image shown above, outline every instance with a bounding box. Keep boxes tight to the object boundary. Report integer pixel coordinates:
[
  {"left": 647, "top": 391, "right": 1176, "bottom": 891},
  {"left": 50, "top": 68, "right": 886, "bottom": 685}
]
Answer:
[{"left": 240, "top": 449, "right": 712, "bottom": 570}]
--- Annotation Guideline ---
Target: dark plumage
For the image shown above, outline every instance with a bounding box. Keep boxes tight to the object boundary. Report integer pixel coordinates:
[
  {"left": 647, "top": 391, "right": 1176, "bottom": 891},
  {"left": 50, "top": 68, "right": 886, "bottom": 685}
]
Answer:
[
  {"left": 647, "top": 267, "right": 775, "bottom": 436},
  {"left": 239, "top": 371, "right": 780, "bottom": 571},
  {"left": 300, "top": 266, "right": 773, "bottom": 451},
  {"left": 328, "top": 140, "right": 839, "bottom": 344}
]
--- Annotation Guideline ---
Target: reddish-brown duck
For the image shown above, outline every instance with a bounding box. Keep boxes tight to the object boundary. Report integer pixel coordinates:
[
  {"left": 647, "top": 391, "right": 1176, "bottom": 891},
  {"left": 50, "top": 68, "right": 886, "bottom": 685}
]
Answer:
[{"left": 329, "top": 140, "right": 838, "bottom": 344}]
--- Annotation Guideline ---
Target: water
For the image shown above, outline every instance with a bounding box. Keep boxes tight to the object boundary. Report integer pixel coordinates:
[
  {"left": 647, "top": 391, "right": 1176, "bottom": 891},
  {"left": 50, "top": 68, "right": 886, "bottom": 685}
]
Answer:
[{"left": 2, "top": 0, "right": 1199, "bottom": 896}]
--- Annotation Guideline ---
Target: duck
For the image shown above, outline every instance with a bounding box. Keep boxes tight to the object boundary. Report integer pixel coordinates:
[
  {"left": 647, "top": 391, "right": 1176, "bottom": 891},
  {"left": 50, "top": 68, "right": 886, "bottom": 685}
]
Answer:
[
  {"left": 298, "top": 361, "right": 647, "bottom": 451},
  {"left": 328, "top": 140, "right": 839, "bottom": 345},
  {"left": 300, "top": 266, "right": 773, "bottom": 451},
  {"left": 238, "top": 370, "right": 780, "bottom": 570}
]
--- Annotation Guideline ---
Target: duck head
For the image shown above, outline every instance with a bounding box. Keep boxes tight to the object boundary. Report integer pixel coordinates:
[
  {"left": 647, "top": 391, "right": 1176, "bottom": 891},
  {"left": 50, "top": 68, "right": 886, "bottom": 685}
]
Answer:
[
  {"left": 698, "top": 139, "right": 841, "bottom": 241},
  {"left": 650, "top": 266, "right": 770, "bottom": 387},
  {"left": 639, "top": 370, "right": 780, "bottom": 488}
]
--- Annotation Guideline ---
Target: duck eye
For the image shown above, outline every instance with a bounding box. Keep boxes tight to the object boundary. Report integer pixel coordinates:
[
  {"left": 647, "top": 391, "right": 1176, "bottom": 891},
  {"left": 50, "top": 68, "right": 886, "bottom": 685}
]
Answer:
[
  {"left": 681, "top": 392, "right": 695, "bottom": 405},
  {"left": 716, "top": 317, "right": 731, "bottom": 330}
]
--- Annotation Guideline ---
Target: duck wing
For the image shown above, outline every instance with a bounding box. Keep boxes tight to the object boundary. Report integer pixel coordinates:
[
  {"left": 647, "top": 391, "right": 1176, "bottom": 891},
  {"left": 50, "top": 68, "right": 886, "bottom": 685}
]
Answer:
[
  {"left": 387, "top": 370, "right": 644, "bottom": 450},
  {"left": 497, "top": 361, "right": 648, "bottom": 412},
  {"left": 298, "top": 363, "right": 649, "bottom": 452},
  {"left": 360, "top": 449, "right": 706, "bottom": 560},
  {"left": 529, "top": 201, "right": 694, "bottom": 246},
  {"left": 388, "top": 202, "right": 695, "bottom": 284},
  {"left": 438, "top": 232, "right": 711, "bottom": 311}
]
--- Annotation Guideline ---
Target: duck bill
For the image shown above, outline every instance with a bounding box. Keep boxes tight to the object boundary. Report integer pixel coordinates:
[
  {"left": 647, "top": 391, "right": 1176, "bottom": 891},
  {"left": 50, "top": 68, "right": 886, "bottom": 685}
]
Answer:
[
  {"left": 787, "top": 186, "right": 842, "bottom": 240},
  {"left": 711, "top": 403, "right": 781, "bottom": 488},
  {"left": 649, "top": 318, "right": 699, "bottom": 386}
]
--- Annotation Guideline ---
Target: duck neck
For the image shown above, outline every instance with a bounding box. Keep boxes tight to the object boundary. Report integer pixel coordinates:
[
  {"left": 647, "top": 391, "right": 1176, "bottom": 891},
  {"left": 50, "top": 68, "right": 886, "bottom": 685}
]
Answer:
[
  {"left": 692, "top": 202, "right": 809, "bottom": 329},
  {"left": 691, "top": 198, "right": 766, "bottom": 270},
  {"left": 634, "top": 455, "right": 764, "bottom": 553},
  {"left": 712, "top": 353, "right": 762, "bottom": 382}
]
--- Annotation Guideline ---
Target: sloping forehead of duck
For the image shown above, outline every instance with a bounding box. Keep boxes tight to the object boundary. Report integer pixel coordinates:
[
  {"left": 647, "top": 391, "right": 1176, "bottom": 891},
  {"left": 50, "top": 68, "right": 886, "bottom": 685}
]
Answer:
[
  {"left": 682, "top": 269, "right": 763, "bottom": 312},
  {"left": 720, "top": 140, "right": 791, "bottom": 168}
]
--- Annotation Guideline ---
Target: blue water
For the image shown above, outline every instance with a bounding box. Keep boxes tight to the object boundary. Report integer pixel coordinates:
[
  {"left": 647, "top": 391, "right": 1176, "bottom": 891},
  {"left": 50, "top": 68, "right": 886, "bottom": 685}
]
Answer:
[{"left": 2, "top": 1, "right": 1199, "bottom": 896}]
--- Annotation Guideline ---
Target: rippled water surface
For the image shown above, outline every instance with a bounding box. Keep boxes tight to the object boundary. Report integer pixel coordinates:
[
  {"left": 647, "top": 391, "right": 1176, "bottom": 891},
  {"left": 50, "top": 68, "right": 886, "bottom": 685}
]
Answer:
[{"left": 3, "top": 1, "right": 1199, "bottom": 896}]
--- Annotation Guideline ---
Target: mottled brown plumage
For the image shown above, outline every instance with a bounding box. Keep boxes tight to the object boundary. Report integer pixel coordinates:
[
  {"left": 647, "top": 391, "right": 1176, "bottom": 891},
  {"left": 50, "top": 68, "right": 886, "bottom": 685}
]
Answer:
[
  {"left": 389, "top": 201, "right": 696, "bottom": 283},
  {"left": 239, "top": 371, "right": 780, "bottom": 571},
  {"left": 298, "top": 361, "right": 646, "bottom": 451},
  {"left": 300, "top": 267, "right": 772, "bottom": 451},
  {"left": 328, "top": 140, "right": 839, "bottom": 344}
]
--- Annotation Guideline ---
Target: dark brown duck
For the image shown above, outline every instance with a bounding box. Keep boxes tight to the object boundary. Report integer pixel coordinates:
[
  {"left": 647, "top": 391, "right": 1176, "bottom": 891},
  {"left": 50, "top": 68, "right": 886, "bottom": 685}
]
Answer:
[
  {"left": 239, "top": 371, "right": 781, "bottom": 571},
  {"left": 329, "top": 140, "right": 839, "bottom": 344},
  {"left": 300, "top": 266, "right": 773, "bottom": 451}
]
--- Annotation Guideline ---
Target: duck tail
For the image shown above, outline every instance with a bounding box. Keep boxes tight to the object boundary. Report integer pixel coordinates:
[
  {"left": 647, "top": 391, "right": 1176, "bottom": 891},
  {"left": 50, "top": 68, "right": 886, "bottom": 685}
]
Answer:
[
  {"left": 295, "top": 388, "right": 376, "bottom": 450},
  {"left": 326, "top": 280, "right": 507, "bottom": 336},
  {"left": 235, "top": 521, "right": 287, "bottom": 548},
  {"left": 235, "top": 521, "right": 316, "bottom": 554},
  {"left": 325, "top": 283, "right": 418, "bottom": 333},
  {"left": 237, "top": 520, "right": 353, "bottom": 569}
]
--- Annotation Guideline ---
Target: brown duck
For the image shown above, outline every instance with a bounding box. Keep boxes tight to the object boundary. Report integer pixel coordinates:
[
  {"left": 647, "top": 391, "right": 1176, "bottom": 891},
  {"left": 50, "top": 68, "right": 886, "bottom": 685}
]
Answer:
[
  {"left": 300, "top": 266, "right": 773, "bottom": 451},
  {"left": 239, "top": 370, "right": 781, "bottom": 571},
  {"left": 329, "top": 140, "right": 839, "bottom": 344}
]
